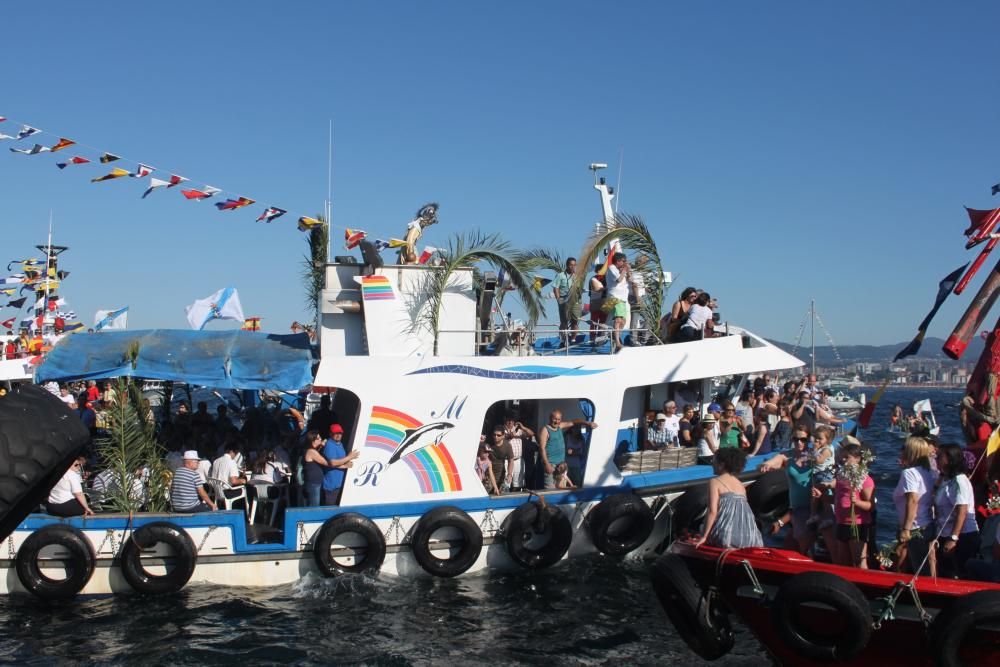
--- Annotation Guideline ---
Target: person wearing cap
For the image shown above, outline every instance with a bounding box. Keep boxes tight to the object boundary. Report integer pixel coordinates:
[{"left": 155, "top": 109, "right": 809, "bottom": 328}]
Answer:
[
  {"left": 322, "top": 423, "right": 361, "bottom": 505},
  {"left": 171, "top": 451, "right": 216, "bottom": 513},
  {"left": 645, "top": 413, "right": 672, "bottom": 451}
]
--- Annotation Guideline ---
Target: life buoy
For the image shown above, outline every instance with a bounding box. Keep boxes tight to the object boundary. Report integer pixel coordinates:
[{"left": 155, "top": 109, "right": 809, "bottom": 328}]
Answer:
[
  {"left": 410, "top": 506, "right": 482, "bottom": 577},
  {"left": 929, "top": 590, "right": 1000, "bottom": 667},
  {"left": 587, "top": 493, "right": 654, "bottom": 556},
  {"left": 747, "top": 469, "right": 790, "bottom": 525},
  {"left": 502, "top": 502, "right": 573, "bottom": 569},
  {"left": 771, "top": 571, "right": 871, "bottom": 661},
  {"left": 671, "top": 483, "right": 709, "bottom": 537},
  {"left": 120, "top": 522, "right": 197, "bottom": 594},
  {"left": 313, "top": 513, "right": 386, "bottom": 576},
  {"left": 15, "top": 524, "right": 95, "bottom": 600},
  {"left": 649, "top": 553, "right": 734, "bottom": 660}
]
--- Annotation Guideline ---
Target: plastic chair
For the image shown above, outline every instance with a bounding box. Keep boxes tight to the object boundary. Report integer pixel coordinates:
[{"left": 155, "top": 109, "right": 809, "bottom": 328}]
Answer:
[
  {"left": 209, "top": 477, "right": 248, "bottom": 515},
  {"left": 249, "top": 481, "right": 288, "bottom": 526}
]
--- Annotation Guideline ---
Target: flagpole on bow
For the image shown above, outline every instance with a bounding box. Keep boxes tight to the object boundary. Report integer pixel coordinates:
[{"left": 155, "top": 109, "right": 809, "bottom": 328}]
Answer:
[{"left": 325, "top": 119, "right": 334, "bottom": 263}]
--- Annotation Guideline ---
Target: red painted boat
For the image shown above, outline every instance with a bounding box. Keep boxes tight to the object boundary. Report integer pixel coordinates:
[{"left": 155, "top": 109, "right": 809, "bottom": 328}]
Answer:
[{"left": 651, "top": 540, "right": 1000, "bottom": 666}]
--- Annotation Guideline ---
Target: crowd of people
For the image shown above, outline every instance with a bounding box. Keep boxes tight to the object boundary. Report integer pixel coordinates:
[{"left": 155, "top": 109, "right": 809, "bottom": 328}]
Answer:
[{"left": 43, "top": 387, "right": 362, "bottom": 520}]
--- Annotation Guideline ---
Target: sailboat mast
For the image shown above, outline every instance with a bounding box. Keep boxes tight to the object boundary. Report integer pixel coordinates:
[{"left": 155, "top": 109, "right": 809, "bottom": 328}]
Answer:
[{"left": 811, "top": 298, "right": 816, "bottom": 375}]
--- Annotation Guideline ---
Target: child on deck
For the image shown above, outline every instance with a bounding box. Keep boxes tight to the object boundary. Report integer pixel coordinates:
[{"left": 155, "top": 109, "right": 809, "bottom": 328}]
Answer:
[
  {"left": 553, "top": 462, "right": 575, "bottom": 489},
  {"left": 834, "top": 443, "right": 875, "bottom": 568},
  {"left": 694, "top": 448, "right": 764, "bottom": 549}
]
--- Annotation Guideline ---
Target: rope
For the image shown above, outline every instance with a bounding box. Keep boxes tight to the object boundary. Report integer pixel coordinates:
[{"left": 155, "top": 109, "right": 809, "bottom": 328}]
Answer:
[
  {"left": 812, "top": 309, "right": 844, "bottom": 365},
  {"left": 196, "top": 525, "right": 218, "bottom": 554}
]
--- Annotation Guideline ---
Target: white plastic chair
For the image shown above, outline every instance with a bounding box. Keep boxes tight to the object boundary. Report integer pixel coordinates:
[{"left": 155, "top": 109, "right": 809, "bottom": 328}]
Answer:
[{"left": 209, "top": 477, "right": 248, "bottom": 515}]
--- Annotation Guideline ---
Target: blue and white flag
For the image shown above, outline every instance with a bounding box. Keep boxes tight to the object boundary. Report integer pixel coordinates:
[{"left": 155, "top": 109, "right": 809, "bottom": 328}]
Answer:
[
  {"left": 15, "top": 125, "right": 39, "bottom": 140},
  {"left": 94, "top": 306, "right": 128, "bottom": 331},
  {"left": 185, "top": 287, "right": 244, "bottom": 330}
]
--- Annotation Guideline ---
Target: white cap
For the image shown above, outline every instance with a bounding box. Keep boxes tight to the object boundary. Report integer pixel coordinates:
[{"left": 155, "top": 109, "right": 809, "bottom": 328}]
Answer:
[{"left": 183, "top": 450, "right": 200, "bottom": 460}]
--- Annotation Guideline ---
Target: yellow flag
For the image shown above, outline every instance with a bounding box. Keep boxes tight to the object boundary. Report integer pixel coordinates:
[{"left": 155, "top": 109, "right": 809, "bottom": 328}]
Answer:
[
  {"left": 297, "top": 216, "right": 323, "bottom": 232},
  {"left": 988, "top": 424, "right": 1000, "bottom": 458},
  {"left": 388, "top": 238, "right": 408, "bottom": 248},
  {"left": 91, "top": 167, "right": 130, "bottom": 183}
]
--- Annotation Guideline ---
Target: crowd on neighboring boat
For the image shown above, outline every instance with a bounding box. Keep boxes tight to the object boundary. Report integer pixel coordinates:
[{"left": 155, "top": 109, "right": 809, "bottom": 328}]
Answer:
[{"left": 681, "top": 374, "right": 1000, "bottom": 584}]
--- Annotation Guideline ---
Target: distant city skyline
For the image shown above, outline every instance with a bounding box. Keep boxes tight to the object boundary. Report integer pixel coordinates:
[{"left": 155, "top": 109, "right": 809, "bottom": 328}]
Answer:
[{"left": 2, "top": 2, "right": 1000, "bottom": 345}]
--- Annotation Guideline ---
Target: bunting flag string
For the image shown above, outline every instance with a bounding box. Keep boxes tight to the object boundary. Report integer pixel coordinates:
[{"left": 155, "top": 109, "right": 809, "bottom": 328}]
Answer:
[
  {"left": 0, "top": 112, "right": 404, "bottom": 244},
  {"left": 344, "top": 228, "right": 366, "bottom": 249}
]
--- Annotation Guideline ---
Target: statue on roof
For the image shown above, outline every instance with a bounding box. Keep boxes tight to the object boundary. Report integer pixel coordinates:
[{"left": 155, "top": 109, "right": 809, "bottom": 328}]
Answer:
[{"left": 399, "top": 203, "right": 439, "bottom": 265}]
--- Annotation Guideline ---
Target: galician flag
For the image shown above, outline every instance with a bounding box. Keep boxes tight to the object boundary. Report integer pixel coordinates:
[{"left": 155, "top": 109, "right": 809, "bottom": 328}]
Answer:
[
  {"left": 94, "top": 306, "right": 128, "bottom": 331},
  {"left": 185, "top": 287, "right": 244, "bottom": 330}
]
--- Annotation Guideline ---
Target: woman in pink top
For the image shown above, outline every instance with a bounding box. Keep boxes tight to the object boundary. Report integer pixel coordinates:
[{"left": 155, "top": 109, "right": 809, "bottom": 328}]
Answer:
[{"left": 833, "top": 443, "right": 875, "bottom": 568}]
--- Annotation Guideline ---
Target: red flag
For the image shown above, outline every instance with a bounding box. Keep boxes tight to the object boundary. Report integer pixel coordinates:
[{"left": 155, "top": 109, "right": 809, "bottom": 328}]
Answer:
[
  {"left": 182, "top": 186, "right": 221, "bottom": 200},
  {"left": 344, "top": 228, "right": 366, "bottom": 249},
  {"left": 215, "top": 196, "right": 255, "bottom": 211},
  {"left": 858, "top": 377, "right": 891, "bottom": 429},
  {"left": 56, "top": 156, "right": 90, "bottom": 169},
  {"left": 964, "top": 207, "right": 1000, "bottom": 249},
  {"left": 1, "top": 317, "right": 13, "bottom": 329},
  {"left": 417, "top": 246, "right": 438, "bottom": 264},
  {"left": 49, "top": 137, "right": 75, "bottom": 152}
]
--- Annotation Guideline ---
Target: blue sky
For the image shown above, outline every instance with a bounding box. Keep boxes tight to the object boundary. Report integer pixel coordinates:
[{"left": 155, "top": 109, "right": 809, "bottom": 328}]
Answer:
[{"left": 2, "top": 2, "right": 999, "bottom": 346}]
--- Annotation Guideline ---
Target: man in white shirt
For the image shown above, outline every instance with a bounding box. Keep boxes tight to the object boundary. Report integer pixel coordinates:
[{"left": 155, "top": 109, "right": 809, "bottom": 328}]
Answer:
[
  {"left": 659, "top": 401, "right": 682, "bottom": 445},
  {"left": 605, "top": 253, "right": 631, "bottom": 351},
  {"left": 46, "top": 457, "right": 94, "bottom": 517},
  {"left": 57, "top": 386, "right": 77, "bottom": 409},
  {"left": 210, "top": 445, "right": 246, "bottom": 496}
]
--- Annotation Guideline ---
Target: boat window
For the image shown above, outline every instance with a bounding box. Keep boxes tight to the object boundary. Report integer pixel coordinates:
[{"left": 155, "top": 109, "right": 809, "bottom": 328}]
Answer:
[
  {"left": 479, "top": 399, "right": 595, "bottom": 493},
  {"left": 615, "top": 380, "right": 705, "bottom": 474}
]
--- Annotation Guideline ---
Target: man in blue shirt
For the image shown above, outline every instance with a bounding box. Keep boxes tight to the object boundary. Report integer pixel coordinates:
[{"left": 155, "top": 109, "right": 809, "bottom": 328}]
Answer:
[
  {"left": 322, "top": 423, "right": 360, "bottom": 505},
  {"left": 552, "top": 257, "right": 579, "bottom": 348}
]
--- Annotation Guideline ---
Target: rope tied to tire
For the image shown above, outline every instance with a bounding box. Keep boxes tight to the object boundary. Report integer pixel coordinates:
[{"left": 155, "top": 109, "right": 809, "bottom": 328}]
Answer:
[{"left": 873, "top": 580, "right": 932, "bottom": 630}]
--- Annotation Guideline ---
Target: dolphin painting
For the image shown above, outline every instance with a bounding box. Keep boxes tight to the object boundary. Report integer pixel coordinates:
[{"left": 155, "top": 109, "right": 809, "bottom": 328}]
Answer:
[{"left": 388, "top": 421, "right": 454, "bottom": 464}]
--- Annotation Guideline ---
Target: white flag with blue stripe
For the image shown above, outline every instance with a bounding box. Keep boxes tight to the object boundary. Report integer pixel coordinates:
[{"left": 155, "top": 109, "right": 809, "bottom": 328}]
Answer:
[
  {"left": 94, "top": 306, "right": 128, "bottom": 331},
  {"left": 185, "top": 287, "right": 244, "bottom": 330}
]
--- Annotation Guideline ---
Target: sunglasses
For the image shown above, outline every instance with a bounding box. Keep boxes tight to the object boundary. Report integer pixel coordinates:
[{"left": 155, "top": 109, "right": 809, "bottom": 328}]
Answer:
[{"left": 794, "top": 437, "right": 809, "bottom": 442}]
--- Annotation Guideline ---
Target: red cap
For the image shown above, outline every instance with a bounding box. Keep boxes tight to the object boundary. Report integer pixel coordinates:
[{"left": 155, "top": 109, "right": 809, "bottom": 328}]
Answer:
[{"left": 329, "top": 423, "right": 344, "bottom": 435}]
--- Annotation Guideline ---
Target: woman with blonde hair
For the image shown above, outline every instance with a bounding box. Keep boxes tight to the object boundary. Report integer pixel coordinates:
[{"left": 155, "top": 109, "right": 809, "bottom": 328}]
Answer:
[{"left": 892, "top": 435, "right": 939, "bottom": 573}]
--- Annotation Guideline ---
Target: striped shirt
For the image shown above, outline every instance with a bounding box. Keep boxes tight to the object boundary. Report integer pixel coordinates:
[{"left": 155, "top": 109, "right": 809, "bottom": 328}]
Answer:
[{"left": 170, "top": 466, "right": 204, "bottom": 511}]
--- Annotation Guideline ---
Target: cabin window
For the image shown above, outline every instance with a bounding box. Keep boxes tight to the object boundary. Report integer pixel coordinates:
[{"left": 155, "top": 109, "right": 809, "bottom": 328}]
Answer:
[
  {"left": 479, "top": 398, "right": 595, "bottom": 493},
  {"left": 616, "top": 381, "right": 703, "bottom": 473}
]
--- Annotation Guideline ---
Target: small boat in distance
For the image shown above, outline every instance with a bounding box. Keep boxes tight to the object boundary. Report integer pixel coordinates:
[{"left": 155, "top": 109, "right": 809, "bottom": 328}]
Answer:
[{"left": 886, "top": 398, "right": 940, "bottom": 438}]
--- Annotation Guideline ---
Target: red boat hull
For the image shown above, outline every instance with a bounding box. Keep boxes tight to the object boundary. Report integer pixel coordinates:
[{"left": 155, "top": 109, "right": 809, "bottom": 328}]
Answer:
[{"left": 670, "top": 541, "right": 1000, "bottom": 667}]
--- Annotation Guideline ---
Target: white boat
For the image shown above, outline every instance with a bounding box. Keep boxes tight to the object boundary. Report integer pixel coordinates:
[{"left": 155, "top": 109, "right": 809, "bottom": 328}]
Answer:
[
  {"left": 887, "top": 398, "right": 940, "bottom": 438},
  {"left": 825, "top": 390, "right": 865, "bottom": 413},
  {"left": 0, "top": 166, "right": 804, "bottom": 598}
]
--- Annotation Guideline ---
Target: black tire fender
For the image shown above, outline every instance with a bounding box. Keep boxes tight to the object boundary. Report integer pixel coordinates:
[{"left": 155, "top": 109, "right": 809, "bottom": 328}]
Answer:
[
  {"left": 747, "top": 469, "right": 790, "bottom": 524},
  {"left": 313, "top": 512, "right": 386, "bottom": 576},
  {"left": 771, "top": 571, "right": 871, "bottom": 662},
  {"left": 587, "top": 493, "right": 654, "bottom": 556},
  {"left": 0, "top": 384, "right": 91, "bottom": 542},
  {"left": 502, "top": 502, "right": 573, "bottom": 569},
  {"left": 929, "top": 590, "right": 1000, "bottom": 667},
  {"left": 15, "top": 524, "right": 95, "bottom": 600},
  {"left": 120, "top": 522, "right": 197, "bottom": 594},
  {"left": 410, "top": 505, "right": 482, "bottom": 578},
  {"left": 671, "top": 483, "right": 710, "bottom": 537},
  {"left": 649, "top": 553, "right": 734, "bottom": 661}
]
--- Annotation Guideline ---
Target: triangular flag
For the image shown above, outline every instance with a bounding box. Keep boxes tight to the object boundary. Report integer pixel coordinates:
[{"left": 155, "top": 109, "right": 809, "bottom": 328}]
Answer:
[
  {"left": 0, "top": 288, "right": 13, "bottom": 296},
  {"left": 344, "top": 228, "right": 366, "bottom": 249},
  {"left": 388, "top": 238, "right": 408, "bottom": 248},
  {"left": 56, "top": 270, "right": 69, "bottom": 280},
  {"left": 142, "top": 177, "right": 171, "bottom": 199},
  {"left": 181, "top": 186, "right": 221, "bottom": 200},
  {"left": 858, "top": 377, "right": 891, "bottom": 429},
  {"left": 91, "top": 167, "right": 130, "bottom": 183},
  {"left": 372, "top": 239, "right": 391, "bottom": 252},
  {"left": 533, "top": 277, "right": 553, "bottom": 292},
  {"left": 56, "top": 156, "right": 90, "bottom": 169},
  {"left": 49, "top": 137, "right": 75, "bottom": 152},
  {"left": 963, "top": 207, "right": 1000, "bottom": 249},
  {"left": 5, "top": 296, "right": 27, "bottom": 309},
  {"left": 0, "top": 317, "right": 13, "bottom": 329},
  {"left": 988, "top": 423, "right": 1000, "bottom": 458},
  {"left": 241, "top": 317, "right": 261, "bottom": 331},
  {"left": 132, "top": 163, "right": 154, "bottom": 178},
  {"left": 167, "top": 174, "right": 187, "bottom": 187},
  {"left": 256, "top": 207, "right": 287, "bottom": 223},
  {"left": 894, "top": 263, "right": 967, "bottom": 361},
  {"left": 99, "top": 153, "right": 121, "bottom": 163},
  {"left": 418, "top": 246, "right": 439, "bottom": 264},
  {"left": 297, "top": 216, "right": 323, "bottom": 232},
  {"left": 214, "top": 196, "right": 255, "bottom": 211},
  {"left": 993, "top": 183, "right": 1000, "bottom": 196},
  {"left": 15, "top": 125, "right": 39, "bottom": 140},
  {"left": 10, "top": 144, "right": 51, "bottom": 155}
]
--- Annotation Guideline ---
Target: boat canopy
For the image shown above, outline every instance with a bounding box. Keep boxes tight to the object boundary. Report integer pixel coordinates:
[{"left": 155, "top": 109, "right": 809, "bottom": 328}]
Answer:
[{"left": 36, "top": 329, "right": 315, "bottom": 390}]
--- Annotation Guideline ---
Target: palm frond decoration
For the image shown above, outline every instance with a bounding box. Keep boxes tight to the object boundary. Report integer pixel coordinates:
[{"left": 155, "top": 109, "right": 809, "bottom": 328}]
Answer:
[
  {"left": 509, "top": 247, "right": 564, "bottom": 315},
  {"left": 570, "top": 212, "right": 667, "bottom": 343},
  {"left": 301, "top": 213, "right": 329, "bottom": 325},
  {"left": 417, "top": 231, "right": 543, "bottom": 355},
  {"left": 94, "top": 378, "right": 169, "bottom": 513}
]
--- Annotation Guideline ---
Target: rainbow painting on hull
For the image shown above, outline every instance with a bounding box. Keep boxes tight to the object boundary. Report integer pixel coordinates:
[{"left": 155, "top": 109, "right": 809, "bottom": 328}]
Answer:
[{"left": 365, "top": 406, "right": 462, "bottom": 493}]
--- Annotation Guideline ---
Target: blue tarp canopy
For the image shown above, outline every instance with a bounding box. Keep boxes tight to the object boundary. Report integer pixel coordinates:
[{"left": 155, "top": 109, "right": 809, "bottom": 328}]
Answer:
[{"left": 37, "top": 329, "right": 315, "bottom": 390}]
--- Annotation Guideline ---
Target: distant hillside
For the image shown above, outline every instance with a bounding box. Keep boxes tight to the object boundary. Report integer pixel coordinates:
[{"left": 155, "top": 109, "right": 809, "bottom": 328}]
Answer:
[{"left": 766, "top": 336, "right": 986, "bottom": 365}]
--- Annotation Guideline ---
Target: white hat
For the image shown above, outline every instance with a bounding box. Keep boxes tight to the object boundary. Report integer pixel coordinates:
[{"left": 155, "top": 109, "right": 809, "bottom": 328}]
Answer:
[
  {"left": 183, "top": 450, "right": 200, "bottom": 460},
  {"left": 655, "top": 413, "right": 668, "bottom": 421}
]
